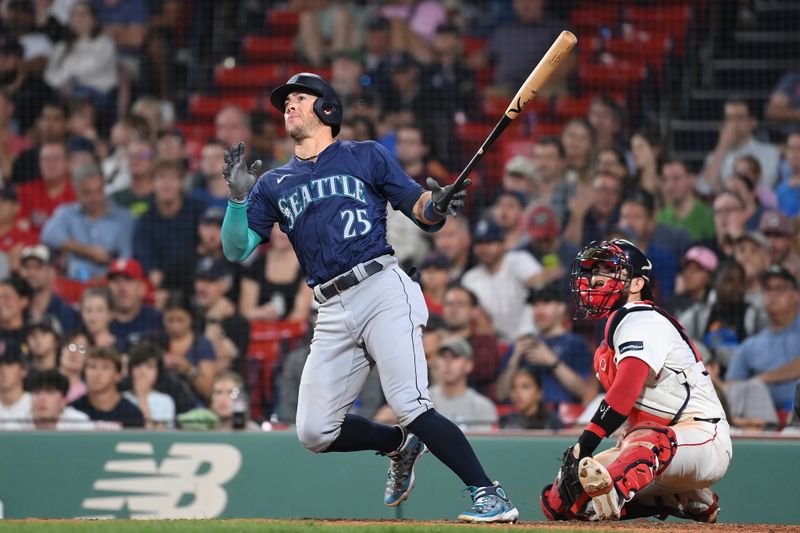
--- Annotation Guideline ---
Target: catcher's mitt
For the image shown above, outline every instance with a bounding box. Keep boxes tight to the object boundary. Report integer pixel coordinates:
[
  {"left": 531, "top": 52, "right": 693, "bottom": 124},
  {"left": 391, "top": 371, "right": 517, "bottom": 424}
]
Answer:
[{"left": 555, "top": 445, "right": 585, "bottom": 510}]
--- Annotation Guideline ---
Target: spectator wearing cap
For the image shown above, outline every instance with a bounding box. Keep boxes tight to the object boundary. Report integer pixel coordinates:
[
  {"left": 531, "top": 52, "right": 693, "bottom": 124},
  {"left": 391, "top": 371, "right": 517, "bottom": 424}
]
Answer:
[
  {"left": 728, "top": 163, "right": 765, "bottom": 232},
  {"left": 41, "top": 161, "right": 133, "bottom": 280},
  {"left": 27, "top": 369, "right": 93, "bottom": 430},
  {"left": 703, "top": 189, "right": 749, "bottom": 261},
  {"left": 563, "top": 173, "right": 621, "bottom": 249},
  {"left": 194, "top": 257, "right": 249, "bottom": 376},
  {"left": 189, "top": 140, "right": 229, "bottom": 211},
  {"left": 133, "top": 159, "right": 205, "bottom": 290},
  {"left": 561, "top": 118, "right": 595, "bottom": 187},
  {"left": 491, "top": 189, "right": 528, "bottom": 250},
  {"left": 108, "top": 258, "right": 164, "bottom": 353},
  {"left": 501, "top": 155, "right": 537, "bottom": 203},
  {"left": 0, "top": 188, "right": 37, "bottom": 271},
  {"left": 496, "top": 284, "right": 596, "bottom": 426},
  {"left": 776, "top": 131, "right": 800, "bottom": 217},
  {"left": 530, "top": 137, "right": 572, "bottom": 223},
  {"left": 0, "top": 339, "right": 31, "bottom": 429},
  {"left": 10, "top": 102, "right": 67, "bottom": 186},
  {"left": 668, "top": 246, "right": 719, "bottom": 315},
  {"left": 759, "top": 210, "right": 799, "bottom": 273},
  {"left": 679, "top": 260, "right": 767, "bottom": 369},
  {"left": 657, "top": 159, "right": 715, "bottom": 242},
  {"left": 71, "top": 346, "right": 145, "bottom": 428},
  {"left": 420, "top": 252, "right": 451, "bottom": 316},
  {"left": 80, "top": 286, "right": 117, "bottom": 349},
  {"left": 18, "top": 244, "right": 81, "bottom": 332},
  {"left": 109, "top": 138, "right": 155, "bottom": 216},
  {"left": 727, "top": 265, "right": 800, "bottom": 418},
  {"left": 160, "top": 205, "right": 229, "bottom": 299},
  {"left": 17, "top": 140, "right": 75, "bottom": 235},
  {"left": 432, "top": 216, "right": 475, "bottom": 281},
  {"left": 43, "top": 1, "right": 118, "bottom": 117},
  {"left": 122, "top": 341, "right": 176, "bottom": 428},
  {"left": 240, "top": 224, "right": 313, "bottom": 322},
  {"left": 0, "top": 275, "right": 32, "bottom": 344},
  {"left": 520, "top": 203, "right": 578, "bottom": 297},
  {"left": 428, "top": 336, "right": 498, "bottom": 432},
  {"left": 618, "top": 189, "right": 679, "bottom": 300},
  {"left": 441, "top": 284, "right": 500, "bottom": 397},
  {"left": 25, "top": 315, "right": 62, "bottom": 372},
  {"left": 733, "top": 231, "right": 772, "bottom": 306},
  {"left": 462, "top": 218, "right": 542, "bottom": 341}
]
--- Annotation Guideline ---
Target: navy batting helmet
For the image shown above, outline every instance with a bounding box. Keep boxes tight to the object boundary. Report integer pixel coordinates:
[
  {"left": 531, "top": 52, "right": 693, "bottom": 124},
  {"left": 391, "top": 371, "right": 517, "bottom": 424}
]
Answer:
[
  {"left": 570, "top": 239, "right": 653, "bottom": 319},
  {"left": 270, "top": 73, "right": 343, "bottom": 137}
]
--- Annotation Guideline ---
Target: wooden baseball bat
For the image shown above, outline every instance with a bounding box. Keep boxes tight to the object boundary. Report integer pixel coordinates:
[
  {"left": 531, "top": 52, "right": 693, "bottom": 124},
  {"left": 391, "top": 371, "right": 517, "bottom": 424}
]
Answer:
[{"left": 434, "top": 30, "right": 578, "bottom": 213}]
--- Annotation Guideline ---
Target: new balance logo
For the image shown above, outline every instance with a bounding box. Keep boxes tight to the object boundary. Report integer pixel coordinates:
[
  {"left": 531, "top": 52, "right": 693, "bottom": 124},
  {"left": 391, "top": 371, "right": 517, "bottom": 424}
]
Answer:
[{"left": 80, "top": 442, "right": 242, "bottom": 519}]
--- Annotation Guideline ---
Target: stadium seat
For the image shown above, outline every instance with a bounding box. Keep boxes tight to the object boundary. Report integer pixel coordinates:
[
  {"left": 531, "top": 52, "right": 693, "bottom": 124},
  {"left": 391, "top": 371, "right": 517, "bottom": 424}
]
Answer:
[
  {"left": 570, "top": 5, "right": 620, "bottom": 34},
  {"left": 624, "top": 4, "right": 691, "bottom": 36},
  {"left": 462, "top": 36, "right": 486, "bottom": 55},
  {"left": 214, "top": 64, "right": 331, "bottom": 90},
  {"left": 242, "top": 35, "right": 296, "bottom": 62},
  {"left": 267, "top": 9, "right": 299, "bottom": 36},
  {"left": 175, "top": 121, "right": 216, "bottom": 144},
  {"left": 53, "top": 277, "right": 91, "bottom": 306},
  {"left": 246, "top": 319, "right": 309, "bottom": 420},
  {"left": 578, "top": 58, "right": 646, "bottom": 90},
  {"left": 188, "top": 94, "right": 260, "bottom": 119}
]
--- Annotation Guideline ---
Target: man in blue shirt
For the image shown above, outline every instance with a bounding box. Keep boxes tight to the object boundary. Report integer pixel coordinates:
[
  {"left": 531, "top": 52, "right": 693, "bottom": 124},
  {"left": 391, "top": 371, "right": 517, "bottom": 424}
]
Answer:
[
  {"left": 107, "top": 258, "right": 163, "bottom": 352},
  {"left": 133, "top": 160, "right": 205, "bottom": 289},
  {"left": 726, "top": 264, "right": 800, "bottom": 414},
  {"left": 220, "top": 73, "right": 517, "bottom": 522},
  {"left": 41, "top": 162, "right": 133, "bottom": 281}
]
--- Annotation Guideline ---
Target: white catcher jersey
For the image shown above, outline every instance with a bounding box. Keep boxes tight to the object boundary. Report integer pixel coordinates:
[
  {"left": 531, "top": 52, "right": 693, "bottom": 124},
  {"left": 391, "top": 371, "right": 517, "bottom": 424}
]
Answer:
[{"left": 611, "top": 302, "right": 726, "bottom": 424}]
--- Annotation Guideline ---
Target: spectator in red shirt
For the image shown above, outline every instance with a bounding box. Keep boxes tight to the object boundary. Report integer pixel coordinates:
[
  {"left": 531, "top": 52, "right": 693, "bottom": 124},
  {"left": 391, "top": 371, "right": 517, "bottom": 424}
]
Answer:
[
  {"left": 17, "top": 140, "right": 75, "bottom": 235},
  {"left": 420, "top": 252, "right": 451, "bottom": 317},
  {"left": 0, "top": 188, "right": 36, "bottom": 271}
]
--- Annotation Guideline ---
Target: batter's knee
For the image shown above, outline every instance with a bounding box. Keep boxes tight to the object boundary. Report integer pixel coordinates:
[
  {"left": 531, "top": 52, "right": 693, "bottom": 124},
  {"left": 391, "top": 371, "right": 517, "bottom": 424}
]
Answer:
[{"left": 296, "top": 419, "right": 339, "bottom": 453}]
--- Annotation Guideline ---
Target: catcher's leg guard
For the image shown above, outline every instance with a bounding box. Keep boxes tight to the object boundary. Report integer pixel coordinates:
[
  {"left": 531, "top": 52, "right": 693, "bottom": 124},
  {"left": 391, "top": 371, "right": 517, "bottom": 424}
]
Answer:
[{"left": 607, "top": 423, "right": 678, "bottom": 501}]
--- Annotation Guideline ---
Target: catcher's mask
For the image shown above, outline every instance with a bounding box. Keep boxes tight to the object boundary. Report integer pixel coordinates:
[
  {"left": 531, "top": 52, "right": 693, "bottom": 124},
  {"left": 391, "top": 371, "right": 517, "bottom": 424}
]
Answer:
[{"left": 571, "top": 239, "right": 652, "bottom": 320}]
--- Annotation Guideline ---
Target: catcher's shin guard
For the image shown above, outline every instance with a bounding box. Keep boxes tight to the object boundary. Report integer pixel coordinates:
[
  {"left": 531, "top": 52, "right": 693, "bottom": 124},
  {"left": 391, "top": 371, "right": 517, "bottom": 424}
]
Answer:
[
  {"left": 540, "top": 484, "right": 571, "bottom": 521},
  {"left": 607, "top": 423, "right": 678, "bottom": 501}
]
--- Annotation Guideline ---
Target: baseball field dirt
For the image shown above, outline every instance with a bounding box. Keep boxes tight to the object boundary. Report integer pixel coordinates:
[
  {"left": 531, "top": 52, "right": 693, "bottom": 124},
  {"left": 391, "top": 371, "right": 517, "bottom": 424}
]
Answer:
[{"left": 1, "top": 520, "right": 798, "bottom": 532}]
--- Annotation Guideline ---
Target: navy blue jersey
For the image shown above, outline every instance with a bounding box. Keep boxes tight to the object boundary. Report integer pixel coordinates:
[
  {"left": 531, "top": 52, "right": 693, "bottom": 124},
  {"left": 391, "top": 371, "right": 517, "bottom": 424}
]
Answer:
[{"left": 246, "top": 140, "right": 426, "bottom": 286}]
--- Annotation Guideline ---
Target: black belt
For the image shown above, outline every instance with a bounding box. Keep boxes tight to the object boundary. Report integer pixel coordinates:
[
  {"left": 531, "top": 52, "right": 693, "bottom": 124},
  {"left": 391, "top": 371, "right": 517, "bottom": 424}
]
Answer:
[{"left": 317, "top": 260, "right": 384, "bottom": 301}]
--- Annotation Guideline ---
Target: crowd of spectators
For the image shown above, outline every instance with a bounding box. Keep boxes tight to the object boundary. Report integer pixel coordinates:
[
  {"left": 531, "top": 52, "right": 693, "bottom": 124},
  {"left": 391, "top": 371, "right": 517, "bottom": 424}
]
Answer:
[{"left": 0, "top": 0, "right": 798, "bottom": 434}]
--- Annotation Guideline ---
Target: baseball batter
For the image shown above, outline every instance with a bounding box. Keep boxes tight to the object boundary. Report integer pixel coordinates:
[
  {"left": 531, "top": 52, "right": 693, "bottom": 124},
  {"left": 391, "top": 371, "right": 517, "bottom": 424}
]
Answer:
[
  {"left": 541, "top": 239, "right": 732, "bottom": 522},
  {"left": 220, "top": 73, "right": 518, "bottom": 523}
]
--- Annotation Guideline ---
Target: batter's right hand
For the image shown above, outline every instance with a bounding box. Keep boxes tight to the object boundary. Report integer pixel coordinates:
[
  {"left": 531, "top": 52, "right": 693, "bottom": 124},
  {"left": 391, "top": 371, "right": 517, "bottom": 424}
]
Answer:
[{"left": 223, "top": 142, "right": 262, "bottom": 202}]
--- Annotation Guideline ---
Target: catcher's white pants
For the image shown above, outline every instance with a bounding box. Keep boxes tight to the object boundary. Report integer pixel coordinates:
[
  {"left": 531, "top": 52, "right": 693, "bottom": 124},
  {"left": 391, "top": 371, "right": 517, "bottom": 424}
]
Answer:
[
  {"left": 595, "top": 419, "right": 732, "bottom": 497},
  {"left": 296, "top": 256, "right": 433, "bottom": 452}
]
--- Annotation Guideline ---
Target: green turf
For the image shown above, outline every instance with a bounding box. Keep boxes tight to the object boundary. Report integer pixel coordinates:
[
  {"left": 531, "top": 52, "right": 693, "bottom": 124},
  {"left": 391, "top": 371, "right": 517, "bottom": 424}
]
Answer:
[{"left": 0, "top": 520, "right": 604, "bottom": 533}]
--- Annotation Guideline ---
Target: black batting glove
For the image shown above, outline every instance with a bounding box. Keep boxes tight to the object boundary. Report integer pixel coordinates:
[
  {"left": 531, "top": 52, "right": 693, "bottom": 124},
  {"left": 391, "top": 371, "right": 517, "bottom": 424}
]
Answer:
[
  {"left": 426, "top": 177, "right": 471, "bottom": 218},
  {"left": 223, "top": 142, "right": 262, "bottom": 202}
]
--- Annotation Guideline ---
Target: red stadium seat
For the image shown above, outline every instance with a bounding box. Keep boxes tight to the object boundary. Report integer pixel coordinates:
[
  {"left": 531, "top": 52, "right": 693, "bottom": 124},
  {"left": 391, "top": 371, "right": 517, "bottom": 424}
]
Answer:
[
  {"left": 53, "top": 277, "right": 90, "bottom": 306},
  {"left": 247, "top": 319, "right": 309, "bottom": 420},
  {"left": 599, "top": 33, "right": 672, "bottom": 71},
  {"left": 188, "top": 94, "right": 260, "bottom": 119},
  {"left": 570, "top": 5, "right": 620, "bottom": 33},
  {"left": 267, "top": 9, "right": 299, "bottom": 36},
  {"left": 214, "top": 64, "right": 332, "bottom": 90},
  {"left": 242, "top": 35, "right": 296, "bottom": 62},
  {"left": 578, "top": 58, "right": 646, "bottom": 91},
  {"left": 175, "top": 121, "right": 216, "bottom": 143},
  {"left": 624, "top": 4, "right": 691, "bottom": 35},
  {"left": 462, "top": 36, "right": 486, "bottom": 55}
]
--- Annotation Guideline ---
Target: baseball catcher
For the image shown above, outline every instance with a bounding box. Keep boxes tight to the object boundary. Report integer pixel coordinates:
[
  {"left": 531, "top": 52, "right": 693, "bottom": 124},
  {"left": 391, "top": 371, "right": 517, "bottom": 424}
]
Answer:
[{"left": 541, "top": 239, "right": 732, "bottom": 522}]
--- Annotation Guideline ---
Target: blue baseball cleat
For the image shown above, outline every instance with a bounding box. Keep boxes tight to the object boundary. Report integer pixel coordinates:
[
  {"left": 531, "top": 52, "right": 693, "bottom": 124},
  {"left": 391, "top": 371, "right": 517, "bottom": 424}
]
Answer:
[
  {"left": 383, "top": 429, "right": 427, "bottom": 507},
  {"left": 458, "top": 481, "right": 520, "bottom": 523}
]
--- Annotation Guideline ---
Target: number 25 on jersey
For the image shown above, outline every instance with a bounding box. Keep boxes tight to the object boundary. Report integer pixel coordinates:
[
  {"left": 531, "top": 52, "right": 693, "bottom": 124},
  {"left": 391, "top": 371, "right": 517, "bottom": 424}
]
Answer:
[{"left": 340, "top": 209, "right": 372, "bottom": 239}]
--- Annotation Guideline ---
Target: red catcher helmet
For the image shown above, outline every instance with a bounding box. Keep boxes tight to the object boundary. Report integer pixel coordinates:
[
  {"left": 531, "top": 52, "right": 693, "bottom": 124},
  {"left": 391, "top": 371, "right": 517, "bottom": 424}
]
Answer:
[{"left": 570, "top": 239, "right": 653, "bottom": 320}]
